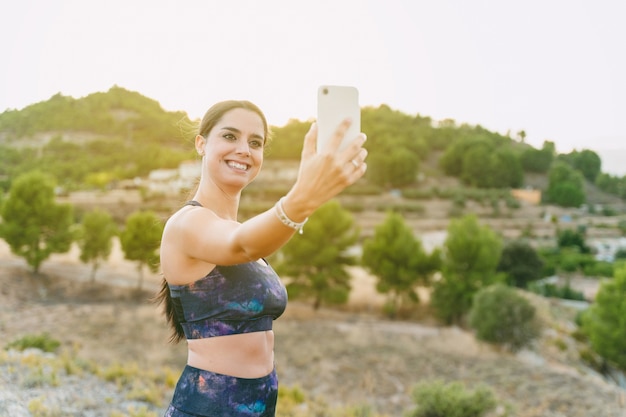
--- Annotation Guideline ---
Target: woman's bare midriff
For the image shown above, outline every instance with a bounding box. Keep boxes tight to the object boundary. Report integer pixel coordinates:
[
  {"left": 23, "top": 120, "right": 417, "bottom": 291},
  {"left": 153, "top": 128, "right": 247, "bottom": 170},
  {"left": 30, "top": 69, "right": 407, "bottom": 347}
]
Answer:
[{"left": 186, "top": 330, "right": 275, "bottom": 379}]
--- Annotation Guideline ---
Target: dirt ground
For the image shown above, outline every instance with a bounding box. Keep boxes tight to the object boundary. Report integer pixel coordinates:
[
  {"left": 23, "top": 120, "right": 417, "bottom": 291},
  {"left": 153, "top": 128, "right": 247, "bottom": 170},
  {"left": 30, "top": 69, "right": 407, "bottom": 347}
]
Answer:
[{"left": 1, "top": 239, "right": 625, "bottom": 416}]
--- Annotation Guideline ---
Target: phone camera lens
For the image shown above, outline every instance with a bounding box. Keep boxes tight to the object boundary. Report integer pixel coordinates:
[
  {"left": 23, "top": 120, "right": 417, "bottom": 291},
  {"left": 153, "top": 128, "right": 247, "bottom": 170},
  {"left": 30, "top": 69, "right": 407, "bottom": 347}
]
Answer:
[{"left": 323, "top": 88, "right": 328, "bottom": 95}]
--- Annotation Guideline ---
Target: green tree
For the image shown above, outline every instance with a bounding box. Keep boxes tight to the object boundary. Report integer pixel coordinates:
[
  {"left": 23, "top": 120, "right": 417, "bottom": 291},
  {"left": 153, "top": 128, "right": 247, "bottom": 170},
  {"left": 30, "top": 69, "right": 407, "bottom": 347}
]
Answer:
[
  {"left": 78, "top": 209, "right": 118, "bottom": 281},
  {"left": 490, "top": 148, "right": 524, "bottom": 188},
  {"left": 595, "top": 173, "right": 621, "bottom": 195},
  {"left": 440, "top": 139, "right": 478, "bottom": 177},
  {"left": 362, "top": 211, "right": 441, "bottom": 316},
  {"left": 266, "top": 119, "right": 308, "bottom": 160},
  {"left": 520, "top": 141, "right": 555, "bottom": 174},
  {"left": 497, "top": 240, "right": 544, "bottom": 288},
  {"left": 442, "top": 135, "right": 523, "bottom": 189},
  {"left": 460, "top": 144, "right": 492, "bottom": 187},
  {"left": 120, "top": 210, "right": 163, "bottom": 290},
  {"left": 274, "top": 200, "right": 359, "bottom": 310},
  {"left": 557, "top": 228, "right": 590, "bottom": 253},
  {"left": 469, "top": 284, "right": 541, "bottom": 351},
  {"left": 559, "top": 149, "right": 602, "bottom": 182},
  {"left": 0, "top": 171, "right": 74, "bottom": 273},
  {"left": 545, "top": 161, "right": 585, "bottom": 207},
  {"left": 367, "top": 148, "right": 420, "bottom": 188},
  {"left": 582, "top": 264, "right": 626, "bottom": 370},
  {"left": 431, "top": 214, "right": 502, "bottom": 324}
]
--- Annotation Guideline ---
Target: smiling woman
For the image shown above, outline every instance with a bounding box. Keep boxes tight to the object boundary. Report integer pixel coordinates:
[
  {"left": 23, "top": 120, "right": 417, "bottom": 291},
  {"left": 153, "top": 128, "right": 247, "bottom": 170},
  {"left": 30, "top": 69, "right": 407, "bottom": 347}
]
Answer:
[{"left": 155, "top": 99, "right": 368, "bottom": 416}]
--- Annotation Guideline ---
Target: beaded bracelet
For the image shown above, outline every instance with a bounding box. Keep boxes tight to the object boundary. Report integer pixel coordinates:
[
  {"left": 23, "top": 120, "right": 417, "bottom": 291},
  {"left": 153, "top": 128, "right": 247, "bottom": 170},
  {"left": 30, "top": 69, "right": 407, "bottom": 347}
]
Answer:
[{"left": 274, "top": 197, "right": 308, "bottom": 234}]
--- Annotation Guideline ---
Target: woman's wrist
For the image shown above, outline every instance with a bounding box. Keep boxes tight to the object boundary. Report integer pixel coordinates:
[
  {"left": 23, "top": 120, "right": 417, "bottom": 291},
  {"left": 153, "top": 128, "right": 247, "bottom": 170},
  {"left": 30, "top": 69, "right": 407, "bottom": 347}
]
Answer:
[
  {"left": 281, "top": 193, "right": 314, "bottom": 222},
  {"left": 274, "top": 197, "right": 308, "bottom": 234}
]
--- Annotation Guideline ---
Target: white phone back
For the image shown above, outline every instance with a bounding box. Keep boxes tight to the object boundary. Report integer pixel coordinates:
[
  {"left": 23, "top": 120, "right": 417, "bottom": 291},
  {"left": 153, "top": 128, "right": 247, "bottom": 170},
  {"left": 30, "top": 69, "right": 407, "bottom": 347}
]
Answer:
[{"left": 316, "top": 85, "right": 360, "bottom": 153}]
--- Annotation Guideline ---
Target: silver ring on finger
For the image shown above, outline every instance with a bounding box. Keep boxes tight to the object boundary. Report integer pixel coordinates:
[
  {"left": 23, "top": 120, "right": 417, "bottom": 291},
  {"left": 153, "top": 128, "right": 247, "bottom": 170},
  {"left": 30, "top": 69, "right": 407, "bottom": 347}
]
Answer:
[{"left": 351, "top": 159, "right": 359, "bottom": 168}]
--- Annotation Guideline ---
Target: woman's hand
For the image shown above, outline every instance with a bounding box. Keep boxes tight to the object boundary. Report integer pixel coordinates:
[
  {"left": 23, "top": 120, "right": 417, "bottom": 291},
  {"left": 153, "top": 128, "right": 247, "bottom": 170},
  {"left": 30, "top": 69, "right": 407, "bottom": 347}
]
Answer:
[{"left": 282, "top": 119, "right": 368, "bottom": 221}]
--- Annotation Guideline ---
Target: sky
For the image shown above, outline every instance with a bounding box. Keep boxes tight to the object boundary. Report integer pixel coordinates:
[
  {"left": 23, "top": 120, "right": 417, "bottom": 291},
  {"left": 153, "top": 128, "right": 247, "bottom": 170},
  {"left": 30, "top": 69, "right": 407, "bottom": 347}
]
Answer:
[{"left": 1, "top": 0, "right": 625, "bottom": 173}]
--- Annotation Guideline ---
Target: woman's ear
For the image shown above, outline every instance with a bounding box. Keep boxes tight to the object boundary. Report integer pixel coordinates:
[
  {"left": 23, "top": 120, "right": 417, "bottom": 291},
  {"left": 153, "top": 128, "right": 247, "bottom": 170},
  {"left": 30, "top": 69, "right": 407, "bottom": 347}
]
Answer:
[{"left": 195, "top": 135, "right": 206, "bottom": 156}]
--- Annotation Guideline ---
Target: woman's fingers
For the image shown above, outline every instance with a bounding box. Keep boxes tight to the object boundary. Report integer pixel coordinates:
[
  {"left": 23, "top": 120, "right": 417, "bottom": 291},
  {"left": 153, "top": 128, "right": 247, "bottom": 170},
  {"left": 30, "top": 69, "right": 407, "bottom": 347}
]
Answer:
[
  {"left": 326, "top": 118, "right": 353, "bottom": 151},
  {"left": 301, "top": 122, "right": 318, "bottom": 158},
  {"left": 348, "top": 147, "right": 368, "bottom": 169},
  {"left": 295, "top": 122, "right": 368, "bottom": 207}
]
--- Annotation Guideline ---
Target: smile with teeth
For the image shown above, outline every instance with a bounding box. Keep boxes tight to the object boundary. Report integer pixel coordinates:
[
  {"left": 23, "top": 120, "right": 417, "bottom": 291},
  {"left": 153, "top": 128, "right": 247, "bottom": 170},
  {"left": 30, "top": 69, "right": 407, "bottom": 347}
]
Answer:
[{"left": 227, "top": 161, "right": 249, "bottom": 171}]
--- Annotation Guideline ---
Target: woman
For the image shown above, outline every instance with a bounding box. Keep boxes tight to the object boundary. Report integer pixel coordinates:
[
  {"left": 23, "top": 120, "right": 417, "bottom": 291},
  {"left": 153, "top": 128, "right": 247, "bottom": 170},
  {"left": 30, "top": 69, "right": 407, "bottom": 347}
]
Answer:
[{"left": 156, "top": 99, "right": 367, "bottom": 416}]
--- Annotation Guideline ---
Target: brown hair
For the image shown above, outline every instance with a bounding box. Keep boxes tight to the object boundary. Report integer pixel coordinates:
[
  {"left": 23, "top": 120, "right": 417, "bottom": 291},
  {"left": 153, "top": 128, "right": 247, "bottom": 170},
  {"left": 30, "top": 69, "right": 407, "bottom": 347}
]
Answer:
[
  {"left": 154, "top": 100, "right": 270, "bottom": 343},
  {"left": 198, "top": 100, "right": 270, "bottom": 143}
]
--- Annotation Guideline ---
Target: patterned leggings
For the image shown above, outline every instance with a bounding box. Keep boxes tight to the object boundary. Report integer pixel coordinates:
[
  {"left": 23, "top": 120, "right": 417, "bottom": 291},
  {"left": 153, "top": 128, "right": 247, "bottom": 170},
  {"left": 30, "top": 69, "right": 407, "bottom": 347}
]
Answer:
[{"left": 164, "top": 365, "right": 278, "bottom": 417}]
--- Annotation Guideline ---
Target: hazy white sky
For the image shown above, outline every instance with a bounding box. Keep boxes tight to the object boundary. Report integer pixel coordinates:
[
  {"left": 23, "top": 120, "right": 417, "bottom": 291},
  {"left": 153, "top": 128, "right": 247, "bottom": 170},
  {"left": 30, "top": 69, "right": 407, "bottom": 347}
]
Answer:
[{"left": 1, "top": 0, "right": 625, "bottom": 159}]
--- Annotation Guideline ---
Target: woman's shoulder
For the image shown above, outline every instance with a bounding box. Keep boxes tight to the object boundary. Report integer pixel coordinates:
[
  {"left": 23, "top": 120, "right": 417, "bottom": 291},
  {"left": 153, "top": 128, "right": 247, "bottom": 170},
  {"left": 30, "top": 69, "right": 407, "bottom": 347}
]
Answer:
[{"left": 167, "top": 203, "right": 216, "bottom": 226}]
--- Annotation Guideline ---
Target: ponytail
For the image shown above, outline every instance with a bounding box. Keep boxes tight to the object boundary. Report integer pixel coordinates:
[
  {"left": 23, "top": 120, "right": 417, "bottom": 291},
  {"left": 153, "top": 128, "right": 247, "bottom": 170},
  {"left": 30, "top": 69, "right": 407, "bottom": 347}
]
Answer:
[{"left": 153, "top": 278, "right": 185, "bottom": 343}]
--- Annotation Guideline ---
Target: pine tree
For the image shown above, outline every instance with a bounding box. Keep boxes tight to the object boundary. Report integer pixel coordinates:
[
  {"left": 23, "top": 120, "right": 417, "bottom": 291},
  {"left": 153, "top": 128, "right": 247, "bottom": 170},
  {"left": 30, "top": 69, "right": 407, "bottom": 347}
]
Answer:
[
  {"left": 431, "top": 214, "right": 502, "bottom": 324},
  {"left": 120, "top": 210, "right": 163, "bottom": 290},
  {"left": 274, "top": 200, "right": 359, "bottom": 309},
  {"left": 362, "top": 211, "right": 440, "bottom": 316},
  {"left": 582, "top": 264, "right": 626, "bottom": 370},
  {"left": 0, "top": 171, "right": 73, "bottom": 273},
  {"left": 78, "top": 209, "right": 118, "bottom": 281}
]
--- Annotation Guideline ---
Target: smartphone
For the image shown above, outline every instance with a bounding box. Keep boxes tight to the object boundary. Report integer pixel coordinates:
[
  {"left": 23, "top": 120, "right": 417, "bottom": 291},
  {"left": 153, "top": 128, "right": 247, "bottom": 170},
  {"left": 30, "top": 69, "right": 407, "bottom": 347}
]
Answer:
[{"left": 316, "top": 85, "right": 360, "bottom": 153}]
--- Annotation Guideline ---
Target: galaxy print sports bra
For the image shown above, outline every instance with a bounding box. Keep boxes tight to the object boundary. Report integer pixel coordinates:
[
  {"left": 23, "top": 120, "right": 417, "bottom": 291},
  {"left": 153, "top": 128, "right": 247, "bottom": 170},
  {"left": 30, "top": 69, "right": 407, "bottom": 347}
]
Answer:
[
  {"left": 169, "top": 261, "right": 288, "bottom": 339},
  {"left": 168, "top": 201, "right": 288, "bottom": 339}
]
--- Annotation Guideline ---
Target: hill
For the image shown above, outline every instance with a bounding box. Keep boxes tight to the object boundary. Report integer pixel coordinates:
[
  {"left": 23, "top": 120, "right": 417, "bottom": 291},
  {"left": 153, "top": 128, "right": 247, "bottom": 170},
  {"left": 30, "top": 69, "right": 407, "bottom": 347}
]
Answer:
[
  {"left": 1, "top": 86, "right": 625, "bottom": 210},
  {"left": 0, "top": 86, "right": 197, "bottom": 190},
  {"left": 0, "top": 86, "right": 191, "bottom": 146}
]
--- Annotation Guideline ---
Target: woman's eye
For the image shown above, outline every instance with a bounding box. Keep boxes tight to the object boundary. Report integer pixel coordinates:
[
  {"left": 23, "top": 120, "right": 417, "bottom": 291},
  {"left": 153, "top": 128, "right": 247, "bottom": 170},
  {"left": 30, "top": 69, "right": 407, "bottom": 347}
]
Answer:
[
  {"left": 223, "top": 133, "right": 236, "bottom": 141},
  {"left": 249, "top": 140, "right": 263, "bottom": 149}
]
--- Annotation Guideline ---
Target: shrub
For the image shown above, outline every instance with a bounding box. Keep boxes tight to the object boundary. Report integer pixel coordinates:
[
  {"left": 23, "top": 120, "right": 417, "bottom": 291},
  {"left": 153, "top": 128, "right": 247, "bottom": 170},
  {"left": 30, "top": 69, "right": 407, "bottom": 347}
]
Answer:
[
  {"left": 559, "top": 252, "right": 580, "bottom": 272},
  {"left": 618, "top": 220, "right": 626, "bottom": 236},
  {"left": 581, "top": 264, "right": 626, "bottom": 370},
  {"left": 553, "top": 249, "right": 595, "bottom": 274},
  {"left": 536, "top": 246, "right": 567, "bottom": 277},
  {"left": 504, "top": 195, "right": 520, "bottom": 209},
  {"left": 5, "top": 333, "right": 61, "bottom": 353},
  {"left": 343, "top": 183, "right": 383, "bottom": 196},
  {"left": 452, "top": 192, "right": 466, "bottom": 208},
  {"left": 28, "top": 397, "right": 62, "bottom": 417},
  {"left": 557, "top": 229, "right": 590, "bottom": 253},
  {"left": 276, "top": 385, "right": 389, "bottom": 417},
  {"left": 468, "top": 284, "right": 541, "bottom": 352},
  {"left": 406, "top": 380, "right": 497, "bottom": 417},
  {"left": 528, "top": 282, "right": 585, "bottom": 301},
  {"left": 402, "top": 188, "right": 434, "bottom": 200},
  {"left": 497, "top": 240, "right": 544, "bottom": 288},
  {"left": 583, "top": 261, "right": 613, "bottom": 278}
]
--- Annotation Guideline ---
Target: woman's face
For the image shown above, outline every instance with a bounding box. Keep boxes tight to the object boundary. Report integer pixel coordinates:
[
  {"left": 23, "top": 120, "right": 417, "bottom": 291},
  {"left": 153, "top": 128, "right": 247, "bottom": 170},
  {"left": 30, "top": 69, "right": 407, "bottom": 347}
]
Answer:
[{"left": 197, "top": 108, "right": 266, "bottom": 190}]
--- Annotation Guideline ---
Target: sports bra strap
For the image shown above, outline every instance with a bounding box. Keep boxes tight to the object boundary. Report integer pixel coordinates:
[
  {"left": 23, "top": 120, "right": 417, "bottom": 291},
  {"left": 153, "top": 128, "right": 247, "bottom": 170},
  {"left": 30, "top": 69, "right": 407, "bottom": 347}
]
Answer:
[{"left": 184, "top": 200, "right": 203, "bottom": 207}]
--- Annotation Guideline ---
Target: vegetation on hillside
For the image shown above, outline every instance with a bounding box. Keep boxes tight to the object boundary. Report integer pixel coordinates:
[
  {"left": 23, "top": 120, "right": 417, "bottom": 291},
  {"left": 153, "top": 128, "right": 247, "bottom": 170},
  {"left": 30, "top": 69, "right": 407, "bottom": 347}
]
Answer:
[
  {"left": 0, "top": 85, "right": 189, "bottom": 144},
  {"left": 2, "top": 86, "right": 625, "bottom": 202},
  {"left": 0, "top": 86, "right": 195, "bottom": 191}
]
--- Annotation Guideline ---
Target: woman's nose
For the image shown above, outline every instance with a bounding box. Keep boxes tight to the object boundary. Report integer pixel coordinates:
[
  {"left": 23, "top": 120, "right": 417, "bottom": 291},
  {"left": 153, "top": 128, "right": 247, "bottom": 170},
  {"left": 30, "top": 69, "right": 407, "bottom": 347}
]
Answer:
[{"left": 236, "top": 140, "right": 251, "bottom": 156}]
